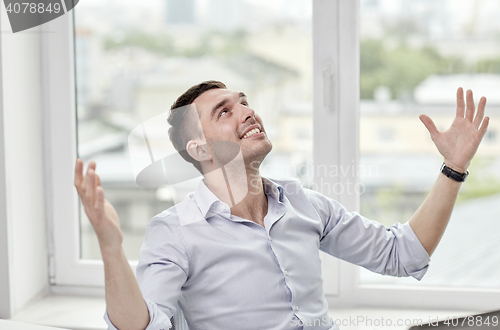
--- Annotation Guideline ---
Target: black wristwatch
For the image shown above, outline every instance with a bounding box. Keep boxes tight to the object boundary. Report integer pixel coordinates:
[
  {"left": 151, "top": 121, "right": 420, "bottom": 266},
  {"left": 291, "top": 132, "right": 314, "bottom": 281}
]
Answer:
[{"left": 440, "top": 163, "right": 469, "bottom": 182}]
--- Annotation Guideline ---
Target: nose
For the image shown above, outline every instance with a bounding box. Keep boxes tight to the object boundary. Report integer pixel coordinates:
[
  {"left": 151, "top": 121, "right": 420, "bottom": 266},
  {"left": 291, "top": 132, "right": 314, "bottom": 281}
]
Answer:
[{"left": 238, "top": 103, "right": 255, "bottom": 123}]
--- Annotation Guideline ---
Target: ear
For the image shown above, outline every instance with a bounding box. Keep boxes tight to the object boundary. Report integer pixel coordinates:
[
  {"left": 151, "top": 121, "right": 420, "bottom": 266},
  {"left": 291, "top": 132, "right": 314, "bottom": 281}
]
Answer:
[{"left": 186, "top": 139, "right": 211, "bottom": 163}]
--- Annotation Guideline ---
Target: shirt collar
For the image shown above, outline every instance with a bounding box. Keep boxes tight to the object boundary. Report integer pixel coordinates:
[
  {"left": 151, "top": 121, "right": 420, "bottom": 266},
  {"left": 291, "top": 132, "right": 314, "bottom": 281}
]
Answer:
[
  {"left": 193, "top": 179, "right": 223, "bottom": 218},
  {"left": 262, "top": 177, "right": 284, "bottom": 203},
  {"left": 193, "top": 177, "right": 285, "bottom": 219}
]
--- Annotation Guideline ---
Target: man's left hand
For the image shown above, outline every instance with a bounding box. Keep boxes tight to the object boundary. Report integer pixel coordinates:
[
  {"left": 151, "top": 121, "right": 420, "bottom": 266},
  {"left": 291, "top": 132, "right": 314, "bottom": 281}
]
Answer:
[{"left": 419, "top": 87, "right": 489, "bottom": 173}]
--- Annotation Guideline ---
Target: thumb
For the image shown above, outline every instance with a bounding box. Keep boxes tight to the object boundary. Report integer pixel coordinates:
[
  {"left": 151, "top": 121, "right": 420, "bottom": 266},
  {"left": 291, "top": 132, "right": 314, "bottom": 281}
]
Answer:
[{"left": 419, "top": 114, "right": 439, "bottom": 139}]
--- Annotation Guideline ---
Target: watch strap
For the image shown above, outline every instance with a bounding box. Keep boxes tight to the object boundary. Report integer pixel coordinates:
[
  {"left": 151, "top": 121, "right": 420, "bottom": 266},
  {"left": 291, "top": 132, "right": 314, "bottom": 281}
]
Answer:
[{"left": 440, "top": 163, "right": 469, "bottom": 182}]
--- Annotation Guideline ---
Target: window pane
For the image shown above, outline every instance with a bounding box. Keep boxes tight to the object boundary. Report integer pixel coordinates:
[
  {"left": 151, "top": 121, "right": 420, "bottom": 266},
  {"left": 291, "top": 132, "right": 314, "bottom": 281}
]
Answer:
[
  {"left": 359, "top": 0, "right": 500, "bottom": 288},
  {"left": 74, "top": 0, "right": 312, "bottom": 260}
]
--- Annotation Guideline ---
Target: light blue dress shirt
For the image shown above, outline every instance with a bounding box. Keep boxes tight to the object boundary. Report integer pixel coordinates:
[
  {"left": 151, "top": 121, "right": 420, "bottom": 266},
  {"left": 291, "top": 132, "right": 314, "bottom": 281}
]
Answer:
[{"left": 104, "top": 177, "right": 430, "bottom": 330}]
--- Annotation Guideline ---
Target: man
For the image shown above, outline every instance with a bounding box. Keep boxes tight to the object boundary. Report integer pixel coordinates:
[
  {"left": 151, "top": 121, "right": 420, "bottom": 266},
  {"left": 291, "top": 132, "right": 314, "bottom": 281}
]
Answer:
[{"left": 74, "top": 81, "right": 489, "bottom": 330}]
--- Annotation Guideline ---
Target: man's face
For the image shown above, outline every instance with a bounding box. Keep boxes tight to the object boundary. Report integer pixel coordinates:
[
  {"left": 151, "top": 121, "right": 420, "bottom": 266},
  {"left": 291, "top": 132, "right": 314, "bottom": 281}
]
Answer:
[{"left": 193, "top": 88, "right": 273, "bottom": 166}]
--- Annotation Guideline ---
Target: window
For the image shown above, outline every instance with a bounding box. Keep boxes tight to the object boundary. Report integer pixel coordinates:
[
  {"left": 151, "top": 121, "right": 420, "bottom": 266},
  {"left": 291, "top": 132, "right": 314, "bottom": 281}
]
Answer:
[
  {"left": 358, "top": 0, "right": 500, "bottom": 291},
  {"left": 74, "top": 0, "right": 313, "bottom": 260},
  {"left": 377, "top": 126, "right": 396, "bottom": 142},
  {"left": 485, "top": 130, "right": 497, "bottom": 143},
  {"left": 48, "top": 0, "right": 329, "bottom": 288},
  {"left": 333, "top": 0, "right": 500, "bottom": 311}
]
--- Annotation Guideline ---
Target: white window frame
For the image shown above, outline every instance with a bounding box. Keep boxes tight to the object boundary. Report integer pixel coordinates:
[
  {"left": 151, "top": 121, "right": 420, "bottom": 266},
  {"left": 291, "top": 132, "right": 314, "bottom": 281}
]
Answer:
[
  {"left": 44, "top": 0, "right": 500, "bottom": 311},
  {"left": 41, "top": 12, "right": 106, "bottom": 288}
]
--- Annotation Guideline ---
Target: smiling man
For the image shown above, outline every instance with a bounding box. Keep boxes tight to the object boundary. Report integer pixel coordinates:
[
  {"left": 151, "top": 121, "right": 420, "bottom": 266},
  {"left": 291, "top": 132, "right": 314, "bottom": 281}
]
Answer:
[
  {"left": 169, "top": 81, "right": 273, "bottom": 221},
  {"left": 74, "top": 80, "right": 489, "bottom": 330}
]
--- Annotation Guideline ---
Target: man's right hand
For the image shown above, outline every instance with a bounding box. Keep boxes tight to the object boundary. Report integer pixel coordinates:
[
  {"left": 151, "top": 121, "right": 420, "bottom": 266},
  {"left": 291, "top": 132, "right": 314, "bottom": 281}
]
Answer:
[
  {"left": 74, "top": 158, "right": 123, "bottom": 252},
  {"left": 75, "top": 158, "right": 151, "bottom": 330}
]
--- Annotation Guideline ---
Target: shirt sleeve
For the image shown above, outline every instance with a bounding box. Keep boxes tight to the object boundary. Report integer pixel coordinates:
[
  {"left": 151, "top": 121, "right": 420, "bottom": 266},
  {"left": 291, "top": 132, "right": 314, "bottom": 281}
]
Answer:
[
  {"left": 305, "top": 189, "right": 430, "bottom": 280},
  {"left": 103, "top": 299, "right": 173, "bottom": 330},
  {"left": 103, "top": 215, "right": 189, "bottom": 329}
]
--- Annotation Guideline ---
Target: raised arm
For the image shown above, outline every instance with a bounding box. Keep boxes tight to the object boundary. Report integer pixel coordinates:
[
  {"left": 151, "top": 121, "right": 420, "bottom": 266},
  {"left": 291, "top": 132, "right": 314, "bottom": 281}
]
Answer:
[
  {"left": 74, "top": 159, "right": 149, "bottom": 330},
  {"left": 409, "top": 87, "right": 489, "bottom": 256}
]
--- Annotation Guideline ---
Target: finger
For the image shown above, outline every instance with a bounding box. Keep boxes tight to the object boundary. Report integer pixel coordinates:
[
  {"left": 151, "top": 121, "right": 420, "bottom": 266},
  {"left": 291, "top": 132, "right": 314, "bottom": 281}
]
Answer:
[
  {"left": 465, "top": 89, "right": 475, "bottom": 121},
  {"left": 478, "top": 116, "right": 490, "bottom": 139},
  {"left": 419, "top": 114, "right": 439, "bottom": 139},
  {"left": 456, "top": 87, "right": 465, "bottom": 118},
  {"left": 82, "top": 160, "right": 96, "bottom": 189},
  {"left": 74, "top": 158, "right": 83, "bottom": 190},
  {"left": 84, "top": 168, "right": 97, "bottom": 205},
  {"left": 87, "top": 160, "right": 96, "bottom": 172},
  {"left": 94, "top": 186, "right": 105, "bottom": 216},
  {"left": 96, "top": 174, "right": 102, "bottom": 187},
  {"left": 473, "top": 96, "right": 487, "bottom": 129}
]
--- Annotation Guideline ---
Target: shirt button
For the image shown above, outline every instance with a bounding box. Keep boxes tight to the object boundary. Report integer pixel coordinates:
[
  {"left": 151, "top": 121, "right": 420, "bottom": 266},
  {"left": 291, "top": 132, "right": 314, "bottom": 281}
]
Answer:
[
  {"left": 285, "top": 270, "right": 289, "bottom": 276},
  {"left": 269, "top": 236, "right": 273, "bottom": 241},
  {"left": 295, "top": 305, "right": 299, "bottom": 311}
]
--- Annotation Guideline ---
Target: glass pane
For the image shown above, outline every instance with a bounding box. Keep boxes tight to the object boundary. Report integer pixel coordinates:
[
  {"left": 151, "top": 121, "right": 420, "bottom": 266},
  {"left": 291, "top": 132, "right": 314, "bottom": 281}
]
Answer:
[
  {"left": 359, "top": 0, "right": 500, "bottom": 288},
  {"left": 74, "top": 0, "right": 312, "bottom": 260}
]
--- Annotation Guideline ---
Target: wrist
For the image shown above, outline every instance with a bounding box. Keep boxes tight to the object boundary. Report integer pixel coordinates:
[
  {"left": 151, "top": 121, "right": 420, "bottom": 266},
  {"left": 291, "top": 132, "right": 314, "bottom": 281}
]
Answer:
[
  {"left": 94, "top": 226, "right": 124, "bottom": 256},
  {"left": 443, "top": 160, "right": 468, "bottom": 174},
  {"left": 99, "top": 242, "right": 124, "bottom": 260}
]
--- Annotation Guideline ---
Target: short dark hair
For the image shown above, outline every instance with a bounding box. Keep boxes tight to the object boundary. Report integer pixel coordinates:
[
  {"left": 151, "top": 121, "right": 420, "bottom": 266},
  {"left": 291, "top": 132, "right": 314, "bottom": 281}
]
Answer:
[{"left": 167, "top": 80, "right": 227, "bottom": 173}]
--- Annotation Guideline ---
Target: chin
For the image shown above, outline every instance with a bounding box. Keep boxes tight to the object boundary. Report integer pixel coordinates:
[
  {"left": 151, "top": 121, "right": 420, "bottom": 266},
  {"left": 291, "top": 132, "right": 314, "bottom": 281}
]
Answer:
[{"left": 242, "top": 140, "right": 272, "bottom": 165}]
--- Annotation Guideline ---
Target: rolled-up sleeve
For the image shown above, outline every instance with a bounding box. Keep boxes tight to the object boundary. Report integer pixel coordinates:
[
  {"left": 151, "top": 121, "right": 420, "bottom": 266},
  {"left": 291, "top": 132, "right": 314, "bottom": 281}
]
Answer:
[
  {"left": 104, "top": 299, "right": 173, "bottom": 330},
  {"left": 306, "top": 189, "right": 430, "bottom": 280},
  {"left": 103, "top": 215, "right": 189, "bottom": 329}
]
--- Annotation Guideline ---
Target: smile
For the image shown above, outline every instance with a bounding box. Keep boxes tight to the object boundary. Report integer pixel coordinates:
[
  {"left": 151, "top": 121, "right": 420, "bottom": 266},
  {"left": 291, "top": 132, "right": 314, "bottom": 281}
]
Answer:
[{"left": 242, "top": 128, "right": 261, "bottom": 139}]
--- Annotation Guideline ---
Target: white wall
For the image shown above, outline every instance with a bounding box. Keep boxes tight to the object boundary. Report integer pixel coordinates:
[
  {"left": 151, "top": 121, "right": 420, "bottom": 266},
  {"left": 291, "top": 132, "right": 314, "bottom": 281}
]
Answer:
[
  {"left": 0, "top": 11, "right": 11, "bottom": 318},
  {"left": 0, "top": 6, "right": 49, "bottom": 318}
]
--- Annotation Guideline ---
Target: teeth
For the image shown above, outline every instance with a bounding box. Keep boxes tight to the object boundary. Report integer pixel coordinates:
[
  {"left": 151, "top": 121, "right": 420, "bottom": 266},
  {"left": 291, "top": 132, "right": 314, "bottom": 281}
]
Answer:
[{"left": 243, "top": 128, "right": 260, "bottom": 139}]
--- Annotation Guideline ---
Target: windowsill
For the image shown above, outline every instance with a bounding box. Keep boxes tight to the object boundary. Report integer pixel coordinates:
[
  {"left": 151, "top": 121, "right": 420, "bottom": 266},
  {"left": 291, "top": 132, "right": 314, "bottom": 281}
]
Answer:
[
  {"left": 9, "top": 294, "right": 478, "bottom": 330},
  {"left": 10, "top": 295, "right": 107, "bottom": 330}
]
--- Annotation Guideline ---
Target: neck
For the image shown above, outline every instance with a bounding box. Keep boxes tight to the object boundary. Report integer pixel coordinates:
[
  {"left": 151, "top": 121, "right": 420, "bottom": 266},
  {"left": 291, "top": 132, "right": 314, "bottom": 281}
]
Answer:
[{"left": 203, "top": 159, "right": 268, "bottom": 226}]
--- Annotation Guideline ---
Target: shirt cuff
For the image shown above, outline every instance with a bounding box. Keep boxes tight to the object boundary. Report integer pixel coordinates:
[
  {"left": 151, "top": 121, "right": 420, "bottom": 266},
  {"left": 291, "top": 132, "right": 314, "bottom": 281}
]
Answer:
[
  {"left": 103, "top": 299, "right": 173, "bottom": 330},
  {"left": 394, "top": 222, "right": 431, "bottom": 280}
]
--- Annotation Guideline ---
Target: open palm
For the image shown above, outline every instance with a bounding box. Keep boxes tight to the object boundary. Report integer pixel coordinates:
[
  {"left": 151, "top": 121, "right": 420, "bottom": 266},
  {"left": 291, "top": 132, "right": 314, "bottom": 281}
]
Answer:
[
  {"left": 419, "top": 88, "right": 489, "bottom": 173},
  {"left": 74, "top": 159, "right": 123, "bottom": 250}
]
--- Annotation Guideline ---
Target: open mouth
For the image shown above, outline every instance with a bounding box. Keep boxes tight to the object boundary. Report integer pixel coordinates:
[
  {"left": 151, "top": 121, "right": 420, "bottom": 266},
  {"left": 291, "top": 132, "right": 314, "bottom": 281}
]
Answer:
[{"left": 242, "top": 128, "right": 261, "bottom": 139}]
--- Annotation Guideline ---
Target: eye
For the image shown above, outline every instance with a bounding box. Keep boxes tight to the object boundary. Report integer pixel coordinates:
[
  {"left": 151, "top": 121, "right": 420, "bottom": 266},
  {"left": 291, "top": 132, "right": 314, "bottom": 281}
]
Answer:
[
  {"left": 219, "top": 109, "right": 228, "bottom": 117},
  {"left": 241, "top": 101, "right": 249, "bottom": 106}
]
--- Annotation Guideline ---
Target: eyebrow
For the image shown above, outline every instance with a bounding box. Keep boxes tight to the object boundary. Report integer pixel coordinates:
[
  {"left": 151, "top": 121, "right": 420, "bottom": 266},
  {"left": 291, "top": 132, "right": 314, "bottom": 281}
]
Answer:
[{"left": 210, "top": 92, "right": 248, "bottom": 120}]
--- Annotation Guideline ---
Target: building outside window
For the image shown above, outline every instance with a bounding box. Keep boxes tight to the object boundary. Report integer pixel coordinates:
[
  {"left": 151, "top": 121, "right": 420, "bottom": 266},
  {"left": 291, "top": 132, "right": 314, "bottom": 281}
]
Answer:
[{"left": 359, "top": 0, "right": 500, "bottom": 289}]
